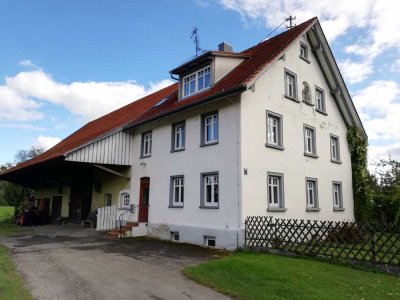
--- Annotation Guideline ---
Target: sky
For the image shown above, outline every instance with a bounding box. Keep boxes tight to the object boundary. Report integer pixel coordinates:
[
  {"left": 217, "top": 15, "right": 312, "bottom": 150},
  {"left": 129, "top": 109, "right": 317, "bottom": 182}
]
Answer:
[{"left": 0, "top": 0, "right": 399, "bottom": 172}]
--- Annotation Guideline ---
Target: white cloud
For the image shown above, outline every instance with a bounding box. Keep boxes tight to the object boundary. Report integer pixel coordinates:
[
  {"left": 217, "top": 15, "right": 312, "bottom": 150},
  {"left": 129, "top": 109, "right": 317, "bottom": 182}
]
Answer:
[
  {"left": 338, "top": 59, "right": 373, "bottom": 84},
  {"left": 195, "top": 0, "right": 210, "bottom": 7},
  {"left": 352, "top": 80, "right": 400, "bottom": 167},
  {"left": 0, "top": 123, "right": 45, "bottom": 131},
  {"left": 1, "top": 69, "right": 174, "bottom": 122},
  {"left": 218, "top": 0, "right": 400, "bottom": 83},
  {"left": 19, "top": 60, "right": 38, "bottom": 69},
  {"left": 390, "top": 59, "right": 400, "bottom": 73},
  {"left": 0, "top": 86, "right": 43, "bottom": 121},
  {"left": 35, "top": 135, "right": 61, "bottom": 150}
]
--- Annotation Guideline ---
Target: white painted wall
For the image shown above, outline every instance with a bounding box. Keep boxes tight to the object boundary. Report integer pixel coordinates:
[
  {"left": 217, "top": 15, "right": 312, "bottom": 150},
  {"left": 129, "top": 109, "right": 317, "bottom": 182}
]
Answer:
[
  {"left": 130, "top": 96, "right": 242, "bottom": 249},
  {"left": 213, "top": 55, "right": 245, "bottom": 83},
  {"left": 240, "top": 34, "right": 354, "bottom": 224}
]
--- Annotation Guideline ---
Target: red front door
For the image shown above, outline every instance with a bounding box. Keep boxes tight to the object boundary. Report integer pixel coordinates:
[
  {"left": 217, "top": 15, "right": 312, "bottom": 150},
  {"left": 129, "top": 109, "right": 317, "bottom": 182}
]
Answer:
[{"left": 139, "top": 177, "right": 150, "bottom": 222}]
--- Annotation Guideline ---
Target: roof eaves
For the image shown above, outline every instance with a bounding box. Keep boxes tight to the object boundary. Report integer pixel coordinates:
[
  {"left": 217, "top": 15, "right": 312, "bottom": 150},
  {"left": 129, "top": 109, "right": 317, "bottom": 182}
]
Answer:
[{"left": 124, "top": 83, "right": 246, "bottom": 131}]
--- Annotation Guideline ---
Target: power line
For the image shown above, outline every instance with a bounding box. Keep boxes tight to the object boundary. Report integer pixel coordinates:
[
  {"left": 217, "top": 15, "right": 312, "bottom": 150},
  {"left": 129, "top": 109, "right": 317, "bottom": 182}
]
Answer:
[{"left": 259, "top": 19, "right": 286, "bottom": 43}]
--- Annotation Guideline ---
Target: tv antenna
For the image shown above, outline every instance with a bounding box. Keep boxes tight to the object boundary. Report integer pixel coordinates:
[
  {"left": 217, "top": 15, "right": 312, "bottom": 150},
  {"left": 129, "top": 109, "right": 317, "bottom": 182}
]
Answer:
[
  {"left": 286, "top": 15, "right": 296, "bottom": 29},
  {"left": 191, "top": 27, "right": 202, "bottom": 57}
]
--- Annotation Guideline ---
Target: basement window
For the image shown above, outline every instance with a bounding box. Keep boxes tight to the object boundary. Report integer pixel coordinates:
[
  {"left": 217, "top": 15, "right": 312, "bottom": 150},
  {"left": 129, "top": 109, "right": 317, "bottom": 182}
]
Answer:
[
  {"left": 204, "top": 236, "right": 216, "bottom": 248},
  {"left": 170, "top": 232, "right": 180, "bottom": 242}
]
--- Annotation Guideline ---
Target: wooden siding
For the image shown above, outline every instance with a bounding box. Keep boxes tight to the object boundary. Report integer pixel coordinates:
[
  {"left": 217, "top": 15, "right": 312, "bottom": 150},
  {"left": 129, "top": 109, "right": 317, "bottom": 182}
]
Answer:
[{"left": 66, "top": 131, "right": 133, "bottom": 165}]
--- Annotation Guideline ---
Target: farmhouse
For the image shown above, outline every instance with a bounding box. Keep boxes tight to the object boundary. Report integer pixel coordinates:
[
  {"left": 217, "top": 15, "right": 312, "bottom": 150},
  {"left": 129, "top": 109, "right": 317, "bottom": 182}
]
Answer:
[{"left": 0, "top": 17, "right": 365, "bottom": 249}]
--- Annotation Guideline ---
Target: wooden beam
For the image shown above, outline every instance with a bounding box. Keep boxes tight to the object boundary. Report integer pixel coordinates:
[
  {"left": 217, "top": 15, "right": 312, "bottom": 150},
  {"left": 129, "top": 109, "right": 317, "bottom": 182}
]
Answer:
[{"left": 93, "top": 164, "right": 130, "bottom": 180}]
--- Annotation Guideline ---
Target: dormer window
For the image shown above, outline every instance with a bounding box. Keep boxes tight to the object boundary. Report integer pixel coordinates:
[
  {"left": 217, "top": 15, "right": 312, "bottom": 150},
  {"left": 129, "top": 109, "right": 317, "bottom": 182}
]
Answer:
[{"left": 183, "top": 66, "right": 211, "bottom": 97}]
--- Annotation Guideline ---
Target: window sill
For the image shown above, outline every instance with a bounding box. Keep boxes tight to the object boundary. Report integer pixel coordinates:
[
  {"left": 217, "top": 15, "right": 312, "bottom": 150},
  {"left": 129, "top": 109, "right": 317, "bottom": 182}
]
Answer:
[
  {"left": 306, "top": 208, "right": 321, "bottom": 212},
  {"left": 333, "top": 207, "right": 345, "bottom": 211},
  {"left": 168, "top": 205, "right": 184, "bottom": 208},
  {"left": 299, "top": 55, "right": 311, "bottom": 64},
  {"left": 265, "top": 143, "right": 285, "bottom": 150},
  {"left": 267, "top": 207, "right": 287, "bottom": 212},
  {"left": 140, "top": 154, "right": 151, "bottom": 159},
  {"left": 302, "top": 100, "right": 314, "bottom": 106},
  {"left": 200, "top": 141, "right": 218, "bottom": 147},
  {"left": 199, "top": 205, "right": 219, "bottom": 209},
  {"left": 316, "top": 109, "right": 328, "bottom": 116},
  {"left": 284, "top": 95, "right": 300, "bottom": 103},
  {"left": 304, "top": 152, "right": 319, "bottom": 159},
  {"left": 331, "top": 159, "right": 342, "bottom": 164},
  {"left": 170, "top": 148, "right": 185, "bottom": 153}
]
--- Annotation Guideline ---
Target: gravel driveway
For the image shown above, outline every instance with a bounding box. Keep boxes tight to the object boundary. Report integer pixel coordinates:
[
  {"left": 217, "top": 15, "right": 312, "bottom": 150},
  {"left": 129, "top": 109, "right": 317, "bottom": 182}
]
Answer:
[{"left": 0, "top": 224, "right": 230, "bottom": 300}]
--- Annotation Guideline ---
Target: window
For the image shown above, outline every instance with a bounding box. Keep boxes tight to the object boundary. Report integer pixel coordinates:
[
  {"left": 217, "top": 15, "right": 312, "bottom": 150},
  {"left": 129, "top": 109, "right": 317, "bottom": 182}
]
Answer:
[
  {"left": 305, "top": 178, "right": 319, "bottom": 211},
  {"left": 316, "top": 87, "right": 326, "bottom": 113},
  {"left": 304, "top": 125, "right": 317, "bottom": 157},
  {"left": 267, "top": 172, "right": 285, "bottom": 211},
  {"left": 201, "top": 172, "right": 219, "bottom": 208},
  {"left": 330, "top": 134, "right": 341, "bottom": 163},
  {"left": 120, "top": 192, "right": 130, "bottom": 208},
  {"left": 266, "top": 111, "right": 283, "bottom": 149},
  {"left": 169, "top": 176, "right": 184, "bottom": 207},
  {"left": 170, "top": 232, "right": 180, "bottom": 242},
  {"left": 300, "top": 42, "right": 309, "bottom": 61},
  {"left": 201, "top": 112, "right": 218, "bottom": 146},
  {"left": 183, "top": 66, "right": 211, "bottom": 97},
  {"left": 205, "top": 236, "right": 216, "bottom": 247},
  {"left": 171, "top": 122, "right": 185, "bottom": 152},
  {"left": 104, "top": 193, "right": 112, "bottom": 206},
  {"left": 332, "top": 181, "right": 344, "bottom": 210},
  {"left": 284, "top": 69, "right": 297, "bottom": 100},
  {"left": 141, "top": 131, "right": 152, "bottom": 157}
]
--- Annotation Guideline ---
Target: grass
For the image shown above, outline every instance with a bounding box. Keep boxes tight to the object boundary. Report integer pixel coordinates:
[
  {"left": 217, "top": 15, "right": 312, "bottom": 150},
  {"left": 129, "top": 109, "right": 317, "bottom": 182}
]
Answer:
[
  {"left": 0, "top": 206, "right": 33, "bottom": 237},
  {"left": 183, "top": 252, "right": 400, "bottom": 300},
  {"left": 0, "top": 245, "right": 32, "bottom": 300},
  {"left": 0, "top": 206, "right": 14, "bottom": 223}
]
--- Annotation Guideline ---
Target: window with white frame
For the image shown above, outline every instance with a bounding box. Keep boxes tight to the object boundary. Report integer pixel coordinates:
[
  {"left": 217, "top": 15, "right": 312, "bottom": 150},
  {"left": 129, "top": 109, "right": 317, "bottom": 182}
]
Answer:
[
  {"left": 170, "top": 231, "right": 180, "bottom": 242},
  {"left": 169, "top": 176, "right": 184, "bottom": 207},
  {"left": 304, "top": 125, "right": 317, "bottom": 157},
  {"left": 300, "top": 42, "right": 309, "bottom": 61},
  {"left": 316, "top": 87, "right": 326, "bottom": 113},
  {"left": 205, "top": 236, "right": 216, "bottom": 247},
  {"left": 172, "top": 122, "right": 185, "bottom": 151},
  {"left": 306, "top": 178, "right": 319, "bottom": 210},
  {"left": 284, "top": 69, "right": 297, "bottom": 100},
  {"left": 266, "top": 111, "right": 283, "bottom": 149},
  {"left": 104, "top": 193, "right": 112, "bottom": 206},
  {"left": 183, "top": 66, "right": 211, "bottom": 97},
  {"left": 202, "top": 112, "right": 218, "bottom": 145},
  {"left": 330, "top": 134, "right": 341, "bottom": 162},
  {"left": 332, "top": 181, "right": 343, "bottom": 209},
  {"left": 141, "top": 131, "right": 152, "bottom": 157},
  {"left": 120, "top": 192, "right": 130, "bottom": 208},
  {"left": 267, "top": 172, "right": 285, "bottom": 210},
  {"left": 201, "top": 173, "right": 219, "bottom": 208}
]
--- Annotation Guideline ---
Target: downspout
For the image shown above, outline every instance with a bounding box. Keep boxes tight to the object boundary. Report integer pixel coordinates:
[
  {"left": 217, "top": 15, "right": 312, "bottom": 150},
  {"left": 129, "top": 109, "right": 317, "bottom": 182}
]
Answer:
[{"left": 227, "top": 94, "right": 242, "bottom": 249}]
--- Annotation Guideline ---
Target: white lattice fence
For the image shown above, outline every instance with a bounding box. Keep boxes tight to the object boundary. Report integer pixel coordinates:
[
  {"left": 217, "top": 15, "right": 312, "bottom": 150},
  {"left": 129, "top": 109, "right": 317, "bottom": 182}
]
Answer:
[{"left": 96, "top": 205, "right": 117, "bottom": 231}]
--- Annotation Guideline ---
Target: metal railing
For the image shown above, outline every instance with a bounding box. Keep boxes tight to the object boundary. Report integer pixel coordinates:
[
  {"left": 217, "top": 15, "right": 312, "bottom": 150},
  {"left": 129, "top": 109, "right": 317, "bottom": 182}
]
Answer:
[{"left": 119, "top": 204, "right": 139, "bottom": 235}]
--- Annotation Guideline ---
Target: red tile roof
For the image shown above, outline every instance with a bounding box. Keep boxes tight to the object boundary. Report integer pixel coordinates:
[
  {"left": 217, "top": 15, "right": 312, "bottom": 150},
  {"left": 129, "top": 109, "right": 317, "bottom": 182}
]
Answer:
[{"left": 1, "top": 17, "right": 317, "bottom": 176}]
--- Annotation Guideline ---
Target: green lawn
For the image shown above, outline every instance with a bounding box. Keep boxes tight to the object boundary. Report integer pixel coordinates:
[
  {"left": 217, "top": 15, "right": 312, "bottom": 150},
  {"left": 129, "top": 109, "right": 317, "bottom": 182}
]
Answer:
[
  {"left": 0, "top": 206, "right": 14, "bottom": 222},
  {"left": 183, "top": 252, "right": 400, "bottom": 300},
  {"left": 0, "top": 245, "right": 32, "bottom": 300}
]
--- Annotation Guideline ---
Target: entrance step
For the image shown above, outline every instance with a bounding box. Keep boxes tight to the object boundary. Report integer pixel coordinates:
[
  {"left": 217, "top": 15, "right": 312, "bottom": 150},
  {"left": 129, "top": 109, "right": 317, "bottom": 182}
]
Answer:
[{"left": 132, "top": 222, "right": 148, "bottom": 237}]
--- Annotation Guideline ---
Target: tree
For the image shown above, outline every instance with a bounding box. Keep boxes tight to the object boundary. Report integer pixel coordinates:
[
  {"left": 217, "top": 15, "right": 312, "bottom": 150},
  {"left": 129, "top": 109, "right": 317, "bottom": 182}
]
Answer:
[
  {"left": 0, "top": 146, "right": 44, "bottom": 207},
  {"left": 372, "top": 157, "right": 400, "bottom": 224}
]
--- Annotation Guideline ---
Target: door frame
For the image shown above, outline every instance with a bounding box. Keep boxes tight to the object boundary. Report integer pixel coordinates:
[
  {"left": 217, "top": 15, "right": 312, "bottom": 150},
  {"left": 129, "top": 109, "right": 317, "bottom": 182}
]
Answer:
[{"left": 138, "top": 177, "right": 150, "bottom": 222}]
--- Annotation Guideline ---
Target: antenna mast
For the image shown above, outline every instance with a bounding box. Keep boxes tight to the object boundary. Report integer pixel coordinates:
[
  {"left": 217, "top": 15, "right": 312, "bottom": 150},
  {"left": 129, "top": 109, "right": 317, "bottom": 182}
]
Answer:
[
  {"left": 286, "top": 15, "right": 296, "bottom": 29},
  {"left": 191, "top": 27, "right": 201, "bottom": 57}
]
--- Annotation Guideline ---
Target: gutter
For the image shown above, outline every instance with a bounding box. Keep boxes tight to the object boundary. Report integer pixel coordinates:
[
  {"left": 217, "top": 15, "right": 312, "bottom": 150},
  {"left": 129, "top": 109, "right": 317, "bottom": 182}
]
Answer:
[{"left": 124, "top": 84, "right": 247, "bottom": 131}]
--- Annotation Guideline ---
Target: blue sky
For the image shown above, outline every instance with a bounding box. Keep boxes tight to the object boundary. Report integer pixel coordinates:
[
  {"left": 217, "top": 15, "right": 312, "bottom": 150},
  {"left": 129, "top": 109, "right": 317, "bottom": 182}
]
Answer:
[{"left": 0, "top": 0, "right": 399, "bottom": 171}]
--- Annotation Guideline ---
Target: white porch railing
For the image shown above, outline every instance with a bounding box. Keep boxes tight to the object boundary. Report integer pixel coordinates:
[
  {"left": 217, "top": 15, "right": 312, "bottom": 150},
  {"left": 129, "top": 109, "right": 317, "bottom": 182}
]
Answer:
[
  {"left": 96, "top": 205, "right": 137, "bottom": 231},
  {"left": 96, "top": 205, "right": 117, "bottom": 230}
]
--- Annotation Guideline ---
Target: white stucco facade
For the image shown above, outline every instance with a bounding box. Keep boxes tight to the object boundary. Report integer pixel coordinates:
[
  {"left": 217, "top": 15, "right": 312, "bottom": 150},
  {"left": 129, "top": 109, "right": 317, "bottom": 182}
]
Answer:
[
  {"left": 130, "top": 97, "right": 242, "bottom": 250},
  {"left": 126, "top": 34, "right": 355, "bottom": 250}
]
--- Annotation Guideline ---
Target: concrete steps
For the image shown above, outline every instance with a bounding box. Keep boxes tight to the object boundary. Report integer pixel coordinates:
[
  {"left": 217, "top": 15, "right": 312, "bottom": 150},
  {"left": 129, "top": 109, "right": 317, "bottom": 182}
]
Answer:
[{"left": 106, "top": 222, "right": 147, "bottom": 239}]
